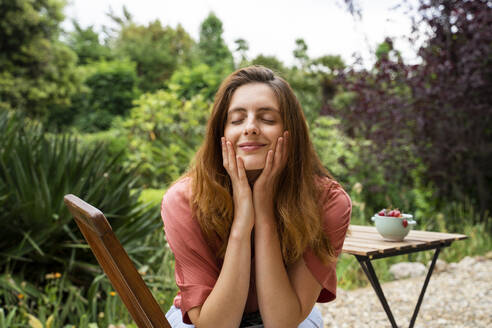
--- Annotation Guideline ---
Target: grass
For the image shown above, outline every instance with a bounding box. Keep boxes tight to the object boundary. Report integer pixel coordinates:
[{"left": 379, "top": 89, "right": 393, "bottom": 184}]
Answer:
[{"left": 0, "top": 229, "right": 177, "bottom": 328}]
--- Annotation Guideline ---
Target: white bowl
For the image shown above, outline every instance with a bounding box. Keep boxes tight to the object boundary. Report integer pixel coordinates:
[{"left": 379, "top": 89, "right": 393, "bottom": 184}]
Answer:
[{"left": 371, "top": 214, "right": 416, "bottom": 241}]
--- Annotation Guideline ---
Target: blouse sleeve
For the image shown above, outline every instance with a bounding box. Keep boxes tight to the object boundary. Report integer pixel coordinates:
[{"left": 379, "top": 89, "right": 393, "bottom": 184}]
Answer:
[
  {"left": 161, "top": 178, "right": 220, "bottom": 323},
  {"left": 303, "top": 180, "right": 352, "bottom": 303}
]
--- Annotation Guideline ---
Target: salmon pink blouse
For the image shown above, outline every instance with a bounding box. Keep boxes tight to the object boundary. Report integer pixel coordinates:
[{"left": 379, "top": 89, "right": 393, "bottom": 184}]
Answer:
[{"left": 161, "top": 176, "right": 351, "bottom": 324}]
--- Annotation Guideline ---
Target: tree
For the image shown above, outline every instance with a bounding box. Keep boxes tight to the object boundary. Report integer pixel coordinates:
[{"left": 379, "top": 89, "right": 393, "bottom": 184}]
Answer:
[
  {"left": 65, "top": 21, "right": 113, "bottom": 64},
  {"left": 198, "top": 12, "right": 234, "bottom": 69},
  {"left": 0, "top": 0, "right": 80, "bottom": 118},
  {"left": 166, "top": 63, "right": 232, "bottom": 102},
  {"left": 311, "top": 55, "right": 345, "bottom": 116},
  {"left": 70, "top": 59, "right": 141, "bottom": 132},
  {"left": 250, "top": 54, "right": 287, "bottom": 75},
  {"left": 110, "top": 10, "right": 195, "bottom": 91},
  {"left": 293, "top": 38, "right": 309, "bottom": 69},
  {"left": 334, "top": 0, "right": 492, "bottom": 220},
  {"left": 409, "top": 0, "right": 492, "bottom": 217},
  {"left": 234, "top": 38, "right": 249, "bottom": 66}
]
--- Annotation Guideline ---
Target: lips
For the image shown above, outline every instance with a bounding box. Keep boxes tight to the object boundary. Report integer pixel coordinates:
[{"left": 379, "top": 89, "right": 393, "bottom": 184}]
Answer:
[{"left": 238, "top": 142, "right": 266, "bottom": 151}]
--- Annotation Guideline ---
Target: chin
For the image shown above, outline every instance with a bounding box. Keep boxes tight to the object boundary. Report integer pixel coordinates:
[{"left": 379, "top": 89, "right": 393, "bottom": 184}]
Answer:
[{"left": 243, "top": 159, "right": 265, "bottom": 171}]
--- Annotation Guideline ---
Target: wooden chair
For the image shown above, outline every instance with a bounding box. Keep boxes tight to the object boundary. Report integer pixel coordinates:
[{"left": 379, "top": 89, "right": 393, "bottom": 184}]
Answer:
[{"left": 64, "top": 194, "right": 171, "bottom": 328}]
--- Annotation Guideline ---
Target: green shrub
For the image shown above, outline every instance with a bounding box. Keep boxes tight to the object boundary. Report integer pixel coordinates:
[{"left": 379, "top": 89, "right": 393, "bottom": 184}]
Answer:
[
  {"left": 310, "top": 115, "right": 430, "bottom": 225},
  {"left": 311, "top": 116, "right": 374, "bottom": 223},
  {"left": 311, "top": 116, "right": 358, "bottom": 183},
  {"left": 119, "top": 90, "right": 211, "bottom": 188},
  {"left": 53, "top": 59, "right": 141, "bottom": 132},
  {"left": 0, "top": 110, "right": 161, "bottom": 286},
  {"left": 139, "top": 188, "right": 167, "bottom": 206},
  {"left": 75, "top": 128, "right": 130, "bottom": 167},
  {"left": 166, "top": 63, "right": 231, "bottom": 102}
]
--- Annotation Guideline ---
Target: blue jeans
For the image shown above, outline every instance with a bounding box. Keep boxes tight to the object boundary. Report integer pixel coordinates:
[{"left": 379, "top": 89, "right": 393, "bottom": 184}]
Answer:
[{"left": 165, "top": 305, "right": 324, "bottom": 328}]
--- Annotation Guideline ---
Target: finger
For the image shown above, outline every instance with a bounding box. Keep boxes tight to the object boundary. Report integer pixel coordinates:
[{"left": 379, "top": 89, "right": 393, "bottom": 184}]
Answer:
[
  {"left": 282, "top": 131, "right": 289, "bottom": 164},
  {"left": 263, "top": 149, "right": 274, "bottom": 176},
  {"left": 237, "top": 156, "right": 246, "bottom": 181},
  {"left": 221, "top": 137, "right": 228, "bottom": 168},
  {"left": 273, "top": 136, "right": 283, "bottom": 170},
  {"left": 227, "top": 141, "right": 238, "bottom": 176}
]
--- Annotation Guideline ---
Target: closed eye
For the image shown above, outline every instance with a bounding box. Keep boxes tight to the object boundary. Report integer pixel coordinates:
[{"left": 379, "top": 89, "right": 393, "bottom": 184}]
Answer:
[{"left": 262, "top": 119, "right": 275, "bottom": 124}]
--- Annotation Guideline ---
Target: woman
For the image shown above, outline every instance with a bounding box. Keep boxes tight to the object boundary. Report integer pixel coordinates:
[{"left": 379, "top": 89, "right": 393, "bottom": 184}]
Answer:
[{"left": 161, "top": 66, "right": 351, "bottom": 328}]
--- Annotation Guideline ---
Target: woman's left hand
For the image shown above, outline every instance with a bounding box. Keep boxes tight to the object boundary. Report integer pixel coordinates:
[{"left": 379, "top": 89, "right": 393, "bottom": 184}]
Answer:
[{"left": 253, "top": 130, "right": 289, "bottom": 213}]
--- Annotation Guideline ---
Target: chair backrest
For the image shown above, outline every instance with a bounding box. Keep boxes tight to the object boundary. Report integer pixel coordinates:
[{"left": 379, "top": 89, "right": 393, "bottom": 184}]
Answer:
[{"left": 64, "top": 194, "right": 171, "bottom": 328}]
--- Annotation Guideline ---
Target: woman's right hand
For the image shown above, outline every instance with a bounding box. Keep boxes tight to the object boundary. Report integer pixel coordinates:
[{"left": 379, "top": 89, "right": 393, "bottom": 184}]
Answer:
[{"left": 222, "top": 137, "right": 254, "bottom": 232}]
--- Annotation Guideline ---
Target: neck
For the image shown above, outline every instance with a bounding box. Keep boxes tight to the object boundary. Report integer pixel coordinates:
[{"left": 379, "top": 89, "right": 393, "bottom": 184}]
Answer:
[{"left": 246, "top": 169, "right": 262, "bottom": 185}]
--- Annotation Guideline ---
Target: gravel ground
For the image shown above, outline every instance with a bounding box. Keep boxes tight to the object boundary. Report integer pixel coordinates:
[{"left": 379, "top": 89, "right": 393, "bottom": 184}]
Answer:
[{"left": 317, "top": 255, "right": 492, "bottom": 328}]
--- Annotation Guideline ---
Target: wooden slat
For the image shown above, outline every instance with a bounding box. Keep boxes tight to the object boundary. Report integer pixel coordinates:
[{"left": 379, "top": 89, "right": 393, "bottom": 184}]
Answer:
[
  {"left": 341, "top": 244, "right": 381, "bottom": 256},
  {"left": 64, "top": 194, "right": 171, "bottom": 328},
  {"left": 349, "top": 229, "right": 413, "bottom": 241},
  {"left": 349, "top": 225, "right": 466, "bottom": 241},
  {"left": 408, "top": 230, "right": 467, "bottom": 241},
  {"left": 347, "top": 230, "right": 442, "bottom": 245},
  {"left": 343, "top": 225, "right": 467, "bottom": 256},
  {"left": 343, "top": 241, "right": 390, "bottom": 254},
  {"left": 344, "top": 238, "right": 421, "bottom": 252}
]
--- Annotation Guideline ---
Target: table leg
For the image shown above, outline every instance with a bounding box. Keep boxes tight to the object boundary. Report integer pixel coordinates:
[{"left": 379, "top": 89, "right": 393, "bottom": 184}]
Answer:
[
  {"left": 356, "top": 255, "right": 398, "bottom": 328},
  {"left": 356, "top": 246, "right": 443, "bottom": 328},
  {"left": 409, "top": 247, "right": 441, "bottom": 328}
]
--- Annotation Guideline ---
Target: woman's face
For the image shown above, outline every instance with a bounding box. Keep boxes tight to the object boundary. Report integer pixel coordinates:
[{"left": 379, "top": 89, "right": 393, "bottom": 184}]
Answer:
[{"left": 224, "top": 83, "right": 284, "bottom": 171}]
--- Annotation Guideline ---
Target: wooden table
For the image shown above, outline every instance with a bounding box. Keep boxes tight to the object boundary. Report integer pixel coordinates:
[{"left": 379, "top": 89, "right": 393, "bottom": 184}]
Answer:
[{"left": 342, "top": 225, "right": 467, "bottom": 328}]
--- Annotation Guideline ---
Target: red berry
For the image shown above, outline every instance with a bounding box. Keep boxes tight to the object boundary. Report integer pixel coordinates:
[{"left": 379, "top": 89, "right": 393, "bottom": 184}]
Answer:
[
  {"left": 378, "top": 210, "right": 385, "bottom": 216},
  {"left": 394, "top": 210, "right": 401, "bottom": 217},
  {"left": 402, "top": 219, "right": 408, "bottom": 228},
  {"left": 388, "top": 210, "right": 395, "bottom": 217}
]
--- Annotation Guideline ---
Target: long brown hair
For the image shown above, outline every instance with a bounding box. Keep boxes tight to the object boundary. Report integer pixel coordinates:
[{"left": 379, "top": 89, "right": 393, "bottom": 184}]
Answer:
[{"left": 189, "top": 66, "right": 336, "bottom": 265}]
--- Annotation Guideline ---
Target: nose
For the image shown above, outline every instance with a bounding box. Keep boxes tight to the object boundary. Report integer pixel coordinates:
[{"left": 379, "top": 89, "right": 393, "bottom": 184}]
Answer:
[{"left": 244, "top": 118, "right": 260, "bottom": 135}]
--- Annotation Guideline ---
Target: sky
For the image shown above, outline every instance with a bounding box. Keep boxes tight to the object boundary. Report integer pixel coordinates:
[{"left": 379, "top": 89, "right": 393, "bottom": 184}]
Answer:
[{"left": 62, "top": 0, "right": 421, "bottom": 68}]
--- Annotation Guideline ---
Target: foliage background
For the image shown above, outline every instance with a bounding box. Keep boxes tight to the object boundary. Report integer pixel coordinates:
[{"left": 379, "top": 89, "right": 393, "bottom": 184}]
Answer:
[{"left": 0, "top": 0, "right": 490, "bottom": 327}]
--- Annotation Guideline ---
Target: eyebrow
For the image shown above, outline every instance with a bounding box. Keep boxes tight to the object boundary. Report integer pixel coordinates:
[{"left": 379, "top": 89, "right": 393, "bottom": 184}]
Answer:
[{"left": 228, "top": 106, "right": 280, "bottom": 114}]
